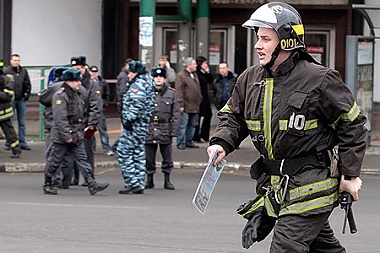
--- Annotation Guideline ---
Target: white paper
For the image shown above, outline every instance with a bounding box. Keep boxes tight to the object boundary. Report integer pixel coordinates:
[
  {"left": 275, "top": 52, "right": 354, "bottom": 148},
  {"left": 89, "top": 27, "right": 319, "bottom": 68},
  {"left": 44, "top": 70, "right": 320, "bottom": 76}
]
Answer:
[{"left": 192, "top": 150, "right": 226, "bottom": 214}]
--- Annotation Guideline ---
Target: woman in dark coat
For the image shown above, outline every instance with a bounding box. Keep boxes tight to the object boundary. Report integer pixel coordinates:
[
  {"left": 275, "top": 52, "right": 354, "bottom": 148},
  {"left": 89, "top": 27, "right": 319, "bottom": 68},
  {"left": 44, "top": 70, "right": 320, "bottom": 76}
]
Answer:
[{"left": 194, "top": 56, "right": 213, "bottom": 143}]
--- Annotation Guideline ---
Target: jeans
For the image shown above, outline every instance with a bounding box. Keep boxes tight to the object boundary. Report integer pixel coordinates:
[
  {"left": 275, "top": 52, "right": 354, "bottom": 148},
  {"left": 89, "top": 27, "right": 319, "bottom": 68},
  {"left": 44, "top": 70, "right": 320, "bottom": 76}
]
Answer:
[
  {"left": 176, "top": 112, "right": 198, "bottom": 147},
  {"left": 6, "top": 99, "right": 27, "bottom": 148},
  {"left": 97, "top": 110, "right": 112, "bottom": 153}
]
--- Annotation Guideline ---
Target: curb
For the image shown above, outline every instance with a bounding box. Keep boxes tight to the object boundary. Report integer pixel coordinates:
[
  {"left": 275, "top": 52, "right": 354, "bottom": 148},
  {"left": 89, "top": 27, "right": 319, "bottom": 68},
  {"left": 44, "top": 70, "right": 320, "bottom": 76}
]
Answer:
[{"left": 1, "top": 161, "right": 379, "bottom": 175}]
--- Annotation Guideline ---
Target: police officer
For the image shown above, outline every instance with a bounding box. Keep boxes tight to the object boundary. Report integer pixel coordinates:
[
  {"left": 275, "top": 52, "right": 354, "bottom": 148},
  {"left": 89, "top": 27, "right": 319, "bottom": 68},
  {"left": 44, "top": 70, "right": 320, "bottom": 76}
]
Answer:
[
  {"left": 117, "top": 61, "right": 155, "bottom": 194},
  {"left": 68, "top": 56, "right": 102, "bottom": 186},
  {"left": 207, "top": 2, "right": 367, "bottom": 252},
  {"left": 43, "top": 68, "right": 109, "bottom": 195},
  {"left": 0, "top": 58, "right": 21, "bottom": 158},
  {"left": 145, "top": 67, "right": 180, "bottom": 190}
]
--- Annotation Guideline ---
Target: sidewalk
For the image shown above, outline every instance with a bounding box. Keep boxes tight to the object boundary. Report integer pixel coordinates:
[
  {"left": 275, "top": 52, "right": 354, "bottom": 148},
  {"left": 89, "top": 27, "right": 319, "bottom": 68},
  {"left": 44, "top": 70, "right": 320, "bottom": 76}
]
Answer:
[{"left": 1, "top": 104, "right": 380, "bottom": 174}]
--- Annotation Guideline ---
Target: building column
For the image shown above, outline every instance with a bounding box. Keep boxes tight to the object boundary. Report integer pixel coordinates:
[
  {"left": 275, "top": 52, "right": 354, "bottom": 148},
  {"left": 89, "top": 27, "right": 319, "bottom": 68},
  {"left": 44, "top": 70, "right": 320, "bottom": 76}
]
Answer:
[
  {"left": 196, "top": 0, "right": 210, "bottom": 59},
  {"left": 177, "top": 0, "right": 192, "bottom": 68},
  {"left": 140, "top": 0, "right": 156, "bottom": 70}
]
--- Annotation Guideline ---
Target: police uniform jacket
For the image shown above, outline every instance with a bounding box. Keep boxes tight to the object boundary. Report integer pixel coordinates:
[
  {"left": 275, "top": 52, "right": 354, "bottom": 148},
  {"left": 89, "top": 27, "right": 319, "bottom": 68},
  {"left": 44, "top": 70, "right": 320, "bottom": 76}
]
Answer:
[
  {"left": 51, "top": 82, "right": 85, "bottom": 145},
  {"left": 174, "top": 69, "right": 202, "bottom": 113},
  {"left": 3, "top": 66, "right": 31, "bottom": 101},
  {"left": 145, "top": 84, "right": 180, "bottom": 145},
  {"left": 81, "top": 71, "right": 102, "bottom": 126},
  {"left": 212, "top": 71, "right": 238, "bottom": 110},
  {"left": 39, "top": 81, "right": 88, "bottom": 131},
  {"left": 211, "top": 51, "right": 367, "bottom": 217},
  {"left": 0, "top": 73, "right": 15, "bottom": 121}
]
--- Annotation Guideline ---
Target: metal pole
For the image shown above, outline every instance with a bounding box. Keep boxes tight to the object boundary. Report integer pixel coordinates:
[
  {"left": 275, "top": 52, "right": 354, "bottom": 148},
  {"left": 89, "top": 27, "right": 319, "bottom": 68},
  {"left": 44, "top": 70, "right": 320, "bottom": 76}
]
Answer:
[
  {"left": 39, "top": 68, "right": 45, "bottom": 141},
  {"left": 196, "top": 0, "right": 210, "bottom": 59},
  {"left": 139, "top": 0, "right": 156, "bottom": 71},
  {"left": 177, "top": 0, "right": 192, "bottom": 69}
]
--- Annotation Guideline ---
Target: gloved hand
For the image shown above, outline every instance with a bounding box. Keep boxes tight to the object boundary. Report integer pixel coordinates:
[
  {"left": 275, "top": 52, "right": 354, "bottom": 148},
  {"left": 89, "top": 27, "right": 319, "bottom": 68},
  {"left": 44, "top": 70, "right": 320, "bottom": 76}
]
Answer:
[
  {"left": 241, "top": 208, "right": 262, "bottom": 249},
  {"left": 123, "top": 120, "right": 133, "bottom": 131}
]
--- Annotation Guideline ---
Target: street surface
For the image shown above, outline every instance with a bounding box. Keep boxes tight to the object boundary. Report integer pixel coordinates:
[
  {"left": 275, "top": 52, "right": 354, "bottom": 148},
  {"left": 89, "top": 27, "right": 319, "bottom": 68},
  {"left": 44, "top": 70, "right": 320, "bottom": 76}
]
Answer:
[{"left": 0, "top": 168, "right": 379, "bottom": 253}]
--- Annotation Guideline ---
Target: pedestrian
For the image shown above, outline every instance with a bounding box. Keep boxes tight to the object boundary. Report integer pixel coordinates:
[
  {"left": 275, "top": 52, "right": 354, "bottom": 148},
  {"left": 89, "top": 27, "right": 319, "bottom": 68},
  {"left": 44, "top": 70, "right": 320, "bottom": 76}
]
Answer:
[
  {"left": 0, "top": 58, "right": 21, "bottom": 158},
  {"left": 212, "top": 62, "right": 238, "bottom": 111},
  {"left": 157, "top": 54, "right": 176, "bottom": 87},
  {"left": 117, "top": 61, "right": 155, "bottom": 194},
  {"left": 89, "top": 65, "right": 114, "bottom": 156},
  {"left": 207, "top": 2, "right": 367, "bottom": 252},
  {"left": 174, "top": 57, "right": 202, "bottom": 150},
  {"left": 43, "top": 68, "right": 109, "bottom": 195},
  {"left": 3, "top": 53, "right": 31, "bottom": 150},
  {"left": 67, "top": 56, "right": 102, "bottom": 186},
  {"left": 193, "top": 56, "right": 213, "bottom": 143},
  {"left": 145, "top": 67, "right": 180, "bottom": 190}
]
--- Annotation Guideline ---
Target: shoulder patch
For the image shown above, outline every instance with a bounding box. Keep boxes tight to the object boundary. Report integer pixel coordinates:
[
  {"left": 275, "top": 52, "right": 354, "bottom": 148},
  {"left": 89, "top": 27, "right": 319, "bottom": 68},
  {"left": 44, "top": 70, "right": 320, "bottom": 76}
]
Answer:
[
  {"left": 6, "top": 74, "right": 14, "bottom": 82},
  {"left": 56, "top": 99, "right": 62, "bottom": 105},
  {"left": 131, "top": 88, "right": 139, "bottom": 94}
]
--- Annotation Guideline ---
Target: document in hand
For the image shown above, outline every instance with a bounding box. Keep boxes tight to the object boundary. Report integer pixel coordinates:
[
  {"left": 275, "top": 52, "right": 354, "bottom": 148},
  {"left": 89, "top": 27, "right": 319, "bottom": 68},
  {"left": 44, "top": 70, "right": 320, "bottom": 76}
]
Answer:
[{"left": 192, "top": 149, "right": 227, "bottom": 214}]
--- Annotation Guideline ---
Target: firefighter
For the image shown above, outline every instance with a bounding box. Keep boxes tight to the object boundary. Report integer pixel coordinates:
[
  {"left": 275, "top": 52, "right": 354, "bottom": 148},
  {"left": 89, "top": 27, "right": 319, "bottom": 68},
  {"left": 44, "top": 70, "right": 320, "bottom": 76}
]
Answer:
[
  {"left": 0, "top": 58, "right": 21, "bottom": 158},
  {"left": 207, "top": 2, "right": 367, "bottom": 252}
]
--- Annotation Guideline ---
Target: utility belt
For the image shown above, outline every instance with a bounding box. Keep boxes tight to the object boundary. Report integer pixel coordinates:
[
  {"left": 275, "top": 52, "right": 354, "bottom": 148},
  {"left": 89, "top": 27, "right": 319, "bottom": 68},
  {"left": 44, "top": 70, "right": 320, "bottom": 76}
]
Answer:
[
  {"left": 250, "top": 151, "right": 330, "bottom": 180},
  {"left": 152, "top": 118, "right": 170, "bottom": 124}
]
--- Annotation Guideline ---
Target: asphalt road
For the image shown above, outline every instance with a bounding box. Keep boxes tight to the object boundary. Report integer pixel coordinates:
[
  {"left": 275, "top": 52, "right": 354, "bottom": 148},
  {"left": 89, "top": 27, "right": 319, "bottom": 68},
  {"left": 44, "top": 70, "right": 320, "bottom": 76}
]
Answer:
[{"left": 0, "top": 169, "right": 379, "bottom": 253}]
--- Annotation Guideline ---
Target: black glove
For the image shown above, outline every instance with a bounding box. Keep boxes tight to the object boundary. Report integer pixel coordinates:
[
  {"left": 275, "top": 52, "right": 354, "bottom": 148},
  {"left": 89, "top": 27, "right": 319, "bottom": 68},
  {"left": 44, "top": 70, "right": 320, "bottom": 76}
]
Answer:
[{"left": 123, "top": 120, "right": 133, "bottom": 131}]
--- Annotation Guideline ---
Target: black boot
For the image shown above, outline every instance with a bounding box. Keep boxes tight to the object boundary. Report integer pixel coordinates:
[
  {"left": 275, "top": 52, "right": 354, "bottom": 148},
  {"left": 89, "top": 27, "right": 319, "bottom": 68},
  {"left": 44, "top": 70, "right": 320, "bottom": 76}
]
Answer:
[
  {"left": 88, "top": 181, "right": 110, "bottom": 195},
  {"left": 164, "top": 173, "right": 175, "bottom": 190},
  {"left": 43, "top": 176, "right": 58, "bottom": 195},
  {"left": 145, "top": 174, "right": 154, "bottom": 189}
]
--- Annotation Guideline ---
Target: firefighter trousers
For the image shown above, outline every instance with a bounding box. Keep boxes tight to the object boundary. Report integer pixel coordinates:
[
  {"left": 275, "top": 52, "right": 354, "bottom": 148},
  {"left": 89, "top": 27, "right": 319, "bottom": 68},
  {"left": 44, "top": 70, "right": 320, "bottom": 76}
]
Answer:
[
  {"left": 0, "top": 119, "right": 20, "bottom": 154},
  {"left": 270, "top": 211, "right": 345, "bottom": 253}
]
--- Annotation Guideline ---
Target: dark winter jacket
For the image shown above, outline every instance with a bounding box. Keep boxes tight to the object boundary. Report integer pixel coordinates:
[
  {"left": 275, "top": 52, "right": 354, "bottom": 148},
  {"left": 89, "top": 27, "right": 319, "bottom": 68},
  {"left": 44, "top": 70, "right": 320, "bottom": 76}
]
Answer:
[
  {"left": 0, "top": 73, "right": 15, "bottom": 121},
  {"left": 212, "top": 71, "right": 238, "bottom": 110},
  {"left": 3, "top": 66, "right": 31, "bottom": 101},
  {"left": 196, "top": 67, "right": 213, "bottom": 117}
]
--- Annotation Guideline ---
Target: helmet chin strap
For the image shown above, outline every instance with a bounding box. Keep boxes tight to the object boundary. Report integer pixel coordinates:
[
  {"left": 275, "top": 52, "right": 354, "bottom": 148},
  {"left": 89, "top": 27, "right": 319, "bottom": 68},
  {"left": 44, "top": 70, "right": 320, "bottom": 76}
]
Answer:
[{"left": 264, "top": 44, "right": 282, "bottom": 70}]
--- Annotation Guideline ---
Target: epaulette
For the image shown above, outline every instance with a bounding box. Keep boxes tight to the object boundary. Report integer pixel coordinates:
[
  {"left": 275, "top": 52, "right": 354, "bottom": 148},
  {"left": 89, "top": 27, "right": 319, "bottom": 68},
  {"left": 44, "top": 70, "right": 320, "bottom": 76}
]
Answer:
[
  {"left": 57, "top": 87, "right": 65, "bottom": 94},
  {"left": 168, "top": 87, "right": 175, "bottom": 91},
  {"left": 6, "top": 74, "right": 14, "bottom": 82}
]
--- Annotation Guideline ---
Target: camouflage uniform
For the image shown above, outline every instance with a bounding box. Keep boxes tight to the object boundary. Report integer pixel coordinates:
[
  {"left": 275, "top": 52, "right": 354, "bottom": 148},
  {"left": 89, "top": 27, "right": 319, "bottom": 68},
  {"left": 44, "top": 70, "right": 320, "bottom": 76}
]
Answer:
[{"left": 117, "top": 71, "right": 155, "bottom": 190}]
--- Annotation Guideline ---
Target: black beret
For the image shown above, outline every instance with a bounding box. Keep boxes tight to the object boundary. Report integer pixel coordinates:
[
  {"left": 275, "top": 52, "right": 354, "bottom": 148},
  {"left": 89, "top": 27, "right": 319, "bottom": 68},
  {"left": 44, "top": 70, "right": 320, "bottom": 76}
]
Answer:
[
  {"left": 62, "top": 68, "right": 82, "bottom": 81},
  {"left": 54, "top": 67, "right": 68, "bottom": 78},
  {"left": 90, "top": 65, "right": 98, "bottom": 72},
  {"left": 128, "top": 61, "right": 146, "bottom": 74},
  {"left": 151, "top": 67, "right": 167, "bottom": 78},
  {"left": 70, "top": 56, "right": 86, "bottom": 66}
]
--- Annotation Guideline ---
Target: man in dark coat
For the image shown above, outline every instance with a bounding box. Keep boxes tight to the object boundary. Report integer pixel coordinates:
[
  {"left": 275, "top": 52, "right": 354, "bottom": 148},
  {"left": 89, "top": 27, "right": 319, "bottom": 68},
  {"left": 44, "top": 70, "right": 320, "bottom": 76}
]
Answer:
[
  {"left": 145, "top": 67, "right": 180, "bottom": 190},
  {"left": 212, "top": 62, "right": 238, "bottom": 110}
]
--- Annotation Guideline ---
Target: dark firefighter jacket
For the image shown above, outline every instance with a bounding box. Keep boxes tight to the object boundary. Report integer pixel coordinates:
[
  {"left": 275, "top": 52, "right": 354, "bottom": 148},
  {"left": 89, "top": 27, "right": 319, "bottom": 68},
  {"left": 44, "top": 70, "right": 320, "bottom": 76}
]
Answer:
[
  {"left": 145, "top": 84, "right": 181, "bottom": 145},
  {"left": 211, "top": 51, "right": 367, "bottom": 217},
  {"left": 0, "top": 73, "right": 15, "bottom": 121}
]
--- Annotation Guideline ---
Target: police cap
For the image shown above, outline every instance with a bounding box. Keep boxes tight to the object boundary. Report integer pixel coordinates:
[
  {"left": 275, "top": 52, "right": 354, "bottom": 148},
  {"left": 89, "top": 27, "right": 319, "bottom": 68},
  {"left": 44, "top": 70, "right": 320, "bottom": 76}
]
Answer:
[
  {"left": 62, "top": 68, "right": 82, "bottom": 81},
  {"left": 151, "top": 67, "right": 167, "bottom": 78}
]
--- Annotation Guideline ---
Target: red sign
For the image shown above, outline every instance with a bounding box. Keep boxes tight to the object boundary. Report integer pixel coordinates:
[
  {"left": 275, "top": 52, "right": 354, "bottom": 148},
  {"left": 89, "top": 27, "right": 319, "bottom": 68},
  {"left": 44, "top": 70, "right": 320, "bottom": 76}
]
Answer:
[
  {"left": 307, "top": 46, "right": 324, "bottom": 53},
  {"left": 171, "top": 44, "right": 177, "bottom": 50},
  {"left": 209, "top": 45, "right": 220, "bottom": 52}
]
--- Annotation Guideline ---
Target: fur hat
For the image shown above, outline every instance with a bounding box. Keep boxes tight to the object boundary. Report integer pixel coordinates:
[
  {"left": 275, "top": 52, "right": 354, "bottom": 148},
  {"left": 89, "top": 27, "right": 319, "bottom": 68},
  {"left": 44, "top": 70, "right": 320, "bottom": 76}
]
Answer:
[
  {"left": 128, "top": 61, "right": 146, "bottom": 74},
  {"left": 70, "top": 56, "right": 86, "bottom": 66},
  {"left": 62, "top": 68, "right": 82, "bottom": 81},
  {"left": 54, "top": 67, "right": 68, "bottom": 78},
  {"left": 151, "top": 67, "right": 167, "bottom": 78}
]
